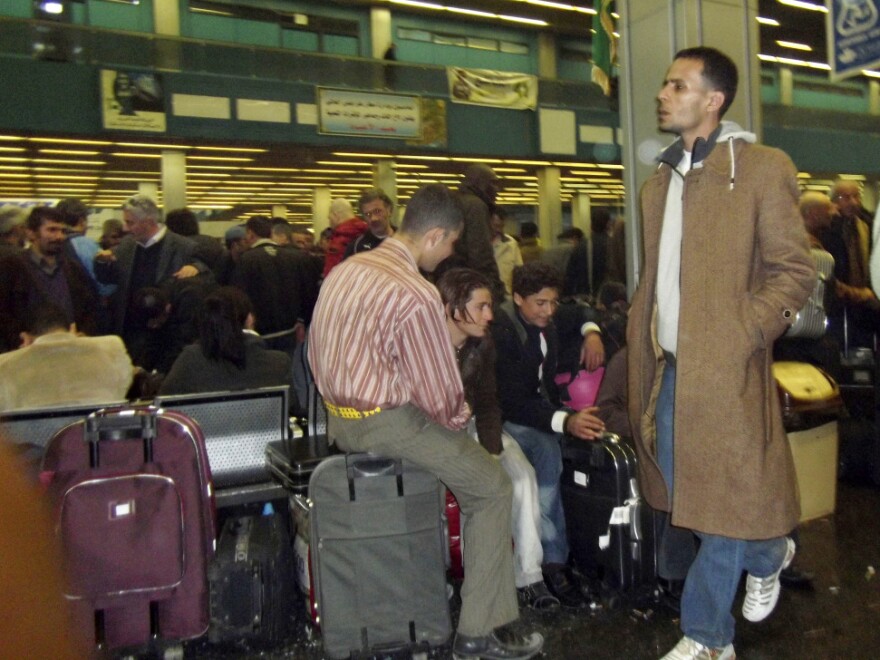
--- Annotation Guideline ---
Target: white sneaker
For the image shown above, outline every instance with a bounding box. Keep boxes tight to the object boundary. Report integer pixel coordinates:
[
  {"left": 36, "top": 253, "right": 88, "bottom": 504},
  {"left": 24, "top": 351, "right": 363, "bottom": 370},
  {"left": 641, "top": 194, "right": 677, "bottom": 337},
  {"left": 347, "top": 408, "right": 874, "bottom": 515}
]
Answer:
[
  {"left": 742, "top": 536, "right": 796, "bottom": 623},
  {"left": 661, "top": 636, "right": 735, "bottom": 660}
]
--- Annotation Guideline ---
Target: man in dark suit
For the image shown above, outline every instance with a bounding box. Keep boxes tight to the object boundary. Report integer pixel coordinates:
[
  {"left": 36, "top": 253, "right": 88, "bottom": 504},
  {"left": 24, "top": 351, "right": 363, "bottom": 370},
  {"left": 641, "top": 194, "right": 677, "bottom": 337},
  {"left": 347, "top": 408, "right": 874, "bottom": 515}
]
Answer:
[
  {"left": 95, "top": 194, "right": 207, "bottom": 350},
  {"left": 232, "top": 215, "right": 319, "bottom": 414}
]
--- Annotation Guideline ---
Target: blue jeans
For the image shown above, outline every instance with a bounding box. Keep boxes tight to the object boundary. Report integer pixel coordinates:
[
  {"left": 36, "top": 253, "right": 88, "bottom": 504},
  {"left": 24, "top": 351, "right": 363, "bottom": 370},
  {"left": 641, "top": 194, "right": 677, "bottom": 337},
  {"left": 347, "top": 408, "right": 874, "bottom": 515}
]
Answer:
[
  {"left": 657, "top": 364, "right": 790, "bottom": 648},
  {"left": 502, "top": 421, "right": 569, "bottom": 566}
]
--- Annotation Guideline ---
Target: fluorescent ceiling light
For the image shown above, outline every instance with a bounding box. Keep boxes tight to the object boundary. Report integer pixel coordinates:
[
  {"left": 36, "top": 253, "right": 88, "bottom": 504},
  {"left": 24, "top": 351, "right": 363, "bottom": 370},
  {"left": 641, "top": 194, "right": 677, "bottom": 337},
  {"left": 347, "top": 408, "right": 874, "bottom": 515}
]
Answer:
[
  {"left": 499, "top": 14, "right": 548, "bottom": 26},
  {"left": 111, "top": 152, "right": 162, "bottom": 158},
  {"left": 777, "top": 0, "right": 827, "bottom": 12},
  {"left": 758, "top": 53, "right": 830, "bottom": 70},
  {"left": 776, "top": 40, "right": 812, "bottom": 51},
  {"left": 187, "top": 155, "right": 253, "bottom": 162},
  {"left": 31, "top": 159, "right": 106, "bottom": 166},
  {"left": 195, "top": 146, "right": 267, "bottom": 153},
  {"left": 0, "top": 147, "right": 26, "bottom": 152},
  {"left": 390, "top": 0, "right": 443, "bottom": 8},
  {"left": 863, "top": 70, "right": 880, "bottom": 79},
  {"left": 117, "top": 142, "right": 195, "bottom": 149},
  {"left": 333, "top": 152, "right": 393, "bottom": 158},
  {"left": 39, "top": 149, "right": 100, "bottom": 155},
  {"left": 30, "top": 138, "right": 113, "bottom": 145},
  {"left": 446, "top": 6, "right": 495, "bottom": 17},
  {"left": 756, "top": 16, "right": 780, "bottom": 26}
]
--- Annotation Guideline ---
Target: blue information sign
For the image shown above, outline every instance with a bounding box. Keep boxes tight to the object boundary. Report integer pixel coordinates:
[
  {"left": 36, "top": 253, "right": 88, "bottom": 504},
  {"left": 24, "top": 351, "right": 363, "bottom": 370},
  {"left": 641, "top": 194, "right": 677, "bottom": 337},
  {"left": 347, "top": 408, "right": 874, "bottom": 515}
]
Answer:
[{"left": 827, "top": 0, "right": 880, "bottom": 81}]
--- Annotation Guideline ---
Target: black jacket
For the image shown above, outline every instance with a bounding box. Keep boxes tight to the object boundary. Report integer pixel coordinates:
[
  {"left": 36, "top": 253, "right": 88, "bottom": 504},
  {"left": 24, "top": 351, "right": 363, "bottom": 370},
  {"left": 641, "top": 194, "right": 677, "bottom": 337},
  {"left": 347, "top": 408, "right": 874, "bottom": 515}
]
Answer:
[{"left": 491, "top": 300, "right": 561, "bottom": 432}]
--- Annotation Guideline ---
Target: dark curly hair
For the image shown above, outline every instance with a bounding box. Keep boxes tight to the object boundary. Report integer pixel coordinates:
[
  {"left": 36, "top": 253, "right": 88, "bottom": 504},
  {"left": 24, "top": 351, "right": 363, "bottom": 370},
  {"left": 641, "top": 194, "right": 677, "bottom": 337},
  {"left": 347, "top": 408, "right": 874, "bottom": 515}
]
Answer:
[{"left": 512, "top": 261, "right": 563, "bottom": 298}]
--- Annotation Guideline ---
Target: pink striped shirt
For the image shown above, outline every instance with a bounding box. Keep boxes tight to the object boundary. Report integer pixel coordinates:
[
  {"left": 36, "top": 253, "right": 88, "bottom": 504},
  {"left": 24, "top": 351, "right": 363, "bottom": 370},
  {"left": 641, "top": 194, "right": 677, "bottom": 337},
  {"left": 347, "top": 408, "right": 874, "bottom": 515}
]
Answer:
[{"left": 308, "top": 237, "right": 470, "bottom": 431}]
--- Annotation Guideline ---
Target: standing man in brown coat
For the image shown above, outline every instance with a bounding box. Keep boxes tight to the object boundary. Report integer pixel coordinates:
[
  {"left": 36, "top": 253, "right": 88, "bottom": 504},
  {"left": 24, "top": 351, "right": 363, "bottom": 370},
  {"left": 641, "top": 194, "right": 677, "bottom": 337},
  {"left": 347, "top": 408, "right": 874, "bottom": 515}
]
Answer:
[{"left": 627, "top": 47, "right": 815, "bottom": 660}]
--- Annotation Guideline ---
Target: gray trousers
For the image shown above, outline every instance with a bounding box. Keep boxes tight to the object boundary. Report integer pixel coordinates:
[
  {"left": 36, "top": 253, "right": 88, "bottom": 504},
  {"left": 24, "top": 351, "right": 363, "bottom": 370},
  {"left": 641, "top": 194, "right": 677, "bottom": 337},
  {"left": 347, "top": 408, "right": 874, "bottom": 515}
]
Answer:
[{"left": 328, "top": 404, "right": 519, "bottom": 637}]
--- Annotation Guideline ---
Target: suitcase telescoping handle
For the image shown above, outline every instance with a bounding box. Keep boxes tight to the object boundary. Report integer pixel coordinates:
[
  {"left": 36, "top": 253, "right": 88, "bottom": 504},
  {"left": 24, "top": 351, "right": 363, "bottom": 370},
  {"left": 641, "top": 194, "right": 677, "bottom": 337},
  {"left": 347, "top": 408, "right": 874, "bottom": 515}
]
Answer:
[
  {"left": 345, "top": 454, "right": 404, "bottom": 501},
  {"left": 85, "top": 410, "right": 158, "bottom": 467}
]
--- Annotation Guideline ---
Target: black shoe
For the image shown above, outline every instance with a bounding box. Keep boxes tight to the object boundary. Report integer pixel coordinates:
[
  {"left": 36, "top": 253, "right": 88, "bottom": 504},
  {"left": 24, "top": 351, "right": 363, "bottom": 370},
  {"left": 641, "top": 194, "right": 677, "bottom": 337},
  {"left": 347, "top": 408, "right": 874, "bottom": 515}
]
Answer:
[
  {"left": 779, "top": 565, "right": 815, "bottom": 590},
  {"left": 517, "top": 580, "right": 560, "bottom": 611},
  {"left": 452, "top": 624, "right": 544, "bottom": 660},
  {"left": 543, "top": 567, "right": 586, "bottom": 609}
]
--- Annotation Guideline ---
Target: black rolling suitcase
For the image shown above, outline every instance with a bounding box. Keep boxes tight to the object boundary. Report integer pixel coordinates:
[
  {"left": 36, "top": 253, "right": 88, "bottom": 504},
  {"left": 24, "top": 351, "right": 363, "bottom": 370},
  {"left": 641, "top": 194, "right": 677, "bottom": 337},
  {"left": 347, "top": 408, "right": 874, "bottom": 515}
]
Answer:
[
  {"left": 561, "top": 432, "right": 658, "bottom": 603},
  {"left": 208, "top": 513, "right": 297, "bottom": 643},
  {"left": 309, "top": 454, "right": 451, "bottom": 659}
]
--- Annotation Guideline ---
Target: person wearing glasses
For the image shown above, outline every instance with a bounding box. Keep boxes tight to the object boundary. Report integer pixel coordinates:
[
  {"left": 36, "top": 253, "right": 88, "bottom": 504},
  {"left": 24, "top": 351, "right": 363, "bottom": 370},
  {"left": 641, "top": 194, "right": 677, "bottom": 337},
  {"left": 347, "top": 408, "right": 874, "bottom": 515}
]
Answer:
[{"left": 345, "top": 188, "right": 396, "bottom": 258}]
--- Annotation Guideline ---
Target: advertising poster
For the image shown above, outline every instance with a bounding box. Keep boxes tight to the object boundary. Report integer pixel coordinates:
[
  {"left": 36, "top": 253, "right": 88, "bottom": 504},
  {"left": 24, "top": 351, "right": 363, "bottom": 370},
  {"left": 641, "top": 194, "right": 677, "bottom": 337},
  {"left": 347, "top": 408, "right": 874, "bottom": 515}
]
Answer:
[
  {"left": 447, "top": 67, "right": 538, "bottom": 110},
  {"left": 101, "top": 69, "right": 166, "bottom": 132}
]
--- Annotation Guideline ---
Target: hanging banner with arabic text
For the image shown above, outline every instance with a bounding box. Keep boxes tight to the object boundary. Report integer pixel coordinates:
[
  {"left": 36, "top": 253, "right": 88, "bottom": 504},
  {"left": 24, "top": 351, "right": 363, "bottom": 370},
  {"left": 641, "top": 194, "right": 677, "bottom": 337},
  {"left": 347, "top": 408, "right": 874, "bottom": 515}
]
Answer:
[
  {"left": 447, "top": 67, "right": 538, "bottom": 110},
  {"left": 827, "top": 0, "right": 880, "bottom": 81},
  {"left": 317, "top": 89, "right": 421, "bottom": 139}
]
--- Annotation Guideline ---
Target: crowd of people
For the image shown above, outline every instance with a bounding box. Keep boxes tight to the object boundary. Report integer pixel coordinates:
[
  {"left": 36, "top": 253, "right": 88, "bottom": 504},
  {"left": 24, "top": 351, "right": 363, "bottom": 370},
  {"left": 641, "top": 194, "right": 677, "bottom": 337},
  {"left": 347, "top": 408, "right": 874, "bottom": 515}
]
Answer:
[{"left": 0, "top": 44, "right": 876, "bottom": 660}]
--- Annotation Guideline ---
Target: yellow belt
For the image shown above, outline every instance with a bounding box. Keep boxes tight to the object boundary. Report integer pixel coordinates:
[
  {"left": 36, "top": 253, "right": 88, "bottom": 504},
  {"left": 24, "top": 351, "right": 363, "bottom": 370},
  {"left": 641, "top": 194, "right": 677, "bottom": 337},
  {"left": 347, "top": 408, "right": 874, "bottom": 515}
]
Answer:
[{"left": 325, "top": 402, "right": 382, "bottom": 419}]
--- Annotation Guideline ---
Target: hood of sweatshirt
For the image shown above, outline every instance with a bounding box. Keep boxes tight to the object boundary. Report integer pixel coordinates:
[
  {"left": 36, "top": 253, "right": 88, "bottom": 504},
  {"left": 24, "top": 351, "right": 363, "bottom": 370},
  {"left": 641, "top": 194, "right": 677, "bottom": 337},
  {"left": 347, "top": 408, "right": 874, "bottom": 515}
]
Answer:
[{"left": 657, "top": 120, "right": 757, "bottom": 189}]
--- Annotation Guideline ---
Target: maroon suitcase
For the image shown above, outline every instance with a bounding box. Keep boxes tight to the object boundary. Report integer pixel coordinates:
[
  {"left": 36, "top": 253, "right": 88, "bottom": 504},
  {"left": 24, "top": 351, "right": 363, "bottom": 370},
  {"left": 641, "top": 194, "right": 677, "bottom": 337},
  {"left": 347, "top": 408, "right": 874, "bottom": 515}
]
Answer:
[{"left": 40, "top": 407, "right": 216, "bottom": 650}]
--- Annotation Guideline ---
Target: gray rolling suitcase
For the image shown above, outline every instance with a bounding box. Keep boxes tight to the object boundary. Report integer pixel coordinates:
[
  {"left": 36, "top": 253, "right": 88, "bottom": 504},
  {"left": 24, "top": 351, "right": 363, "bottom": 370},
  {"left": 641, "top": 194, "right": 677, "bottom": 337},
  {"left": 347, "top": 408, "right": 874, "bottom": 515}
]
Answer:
[{"left": 309, "top": 454, "right": 451, "bottom": 659}]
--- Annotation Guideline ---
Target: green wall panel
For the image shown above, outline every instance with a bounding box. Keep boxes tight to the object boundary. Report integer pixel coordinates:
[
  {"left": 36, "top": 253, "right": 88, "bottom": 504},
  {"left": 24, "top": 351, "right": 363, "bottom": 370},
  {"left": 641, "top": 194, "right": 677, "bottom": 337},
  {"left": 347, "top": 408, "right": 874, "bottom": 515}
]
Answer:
[
  {"left": 446, "top": 103, "right": 535, "bottom": 156},
  {"left": 323, "top": 34, "right": 358, "bottom": 57},
  {"left": 87, "top": 0, "right": 154, "bottom": 33},
  {"left": 0, "top": 60, "right": 101, "bottom": 133},
  {"left": 282, "top": 29, "right": 319, "bottom": 52},
  {"left": 0, "top": 0, "right": 32, "bottom": 19}
]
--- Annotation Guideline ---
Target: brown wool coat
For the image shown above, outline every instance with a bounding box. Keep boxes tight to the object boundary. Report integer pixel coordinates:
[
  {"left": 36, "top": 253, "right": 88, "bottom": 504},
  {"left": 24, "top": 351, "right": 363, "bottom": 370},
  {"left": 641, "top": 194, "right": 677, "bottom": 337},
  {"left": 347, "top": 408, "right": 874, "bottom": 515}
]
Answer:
[{"left": 626, "top": 137, "right": 816, "bottom": 540}]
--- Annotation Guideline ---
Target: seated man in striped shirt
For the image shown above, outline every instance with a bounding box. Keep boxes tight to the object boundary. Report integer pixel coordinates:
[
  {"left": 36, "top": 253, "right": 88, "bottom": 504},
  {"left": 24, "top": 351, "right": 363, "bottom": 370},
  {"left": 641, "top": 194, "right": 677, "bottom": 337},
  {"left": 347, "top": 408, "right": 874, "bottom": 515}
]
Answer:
[{"left": 308, "top": 184, "right": 543, "bottom": 660}]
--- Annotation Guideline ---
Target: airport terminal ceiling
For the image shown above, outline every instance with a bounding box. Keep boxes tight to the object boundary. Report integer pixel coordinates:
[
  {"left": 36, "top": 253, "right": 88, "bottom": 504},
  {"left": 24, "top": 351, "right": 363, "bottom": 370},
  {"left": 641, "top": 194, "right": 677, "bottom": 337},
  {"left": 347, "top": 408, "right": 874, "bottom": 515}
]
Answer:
[{"left": 0, "top": 0, "right": 873, "bottom": 221}]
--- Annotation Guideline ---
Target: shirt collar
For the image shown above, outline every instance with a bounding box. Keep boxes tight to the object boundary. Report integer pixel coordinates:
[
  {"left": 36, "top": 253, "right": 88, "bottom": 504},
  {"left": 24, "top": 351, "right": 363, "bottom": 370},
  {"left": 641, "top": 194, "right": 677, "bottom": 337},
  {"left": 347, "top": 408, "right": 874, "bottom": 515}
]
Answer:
[
  {"left": 140, "top": 224, "right": 166, "bottom": 248},
  {"left": 382, "top": 237, "right": 419, "bottom": 272}
]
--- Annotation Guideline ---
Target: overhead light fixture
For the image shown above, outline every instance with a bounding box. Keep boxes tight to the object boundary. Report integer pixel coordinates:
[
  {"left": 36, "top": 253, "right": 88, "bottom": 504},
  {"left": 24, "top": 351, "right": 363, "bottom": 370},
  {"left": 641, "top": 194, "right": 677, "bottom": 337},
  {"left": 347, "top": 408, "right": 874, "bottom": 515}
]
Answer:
[
  {"left": 446, "top": 6, "right": 495, "bottom": 18},
  {"left": 31, "top": 159, "right": 106, "bottom": 166},
  {"left": 758, "top": 53, "right": 830, "bottom": 70},
  {"left": 756, "top": 16, "right": 780, "bottom": 26},
  {"left": 38, "top": 1, "right": 64, "bottom": 14},
  {"left": 499, "top": 14, "right": 547, "bottom": 26},
  {"left": 31, "top": 138, "right": 113, "bottom": 146},
  {"left": 194, "top": 146, "right": 267, "bottom": 153},
  {"left": 863, "top": 70, "right": 880, "bottom": 79},
  {"left": 0, "top": 147, "right": 26, "bottom": 153},
  {"left": 111, "top": 152, "right": 162, "bottom": 158},
  {"left": 776, "top": 40, "right": 812, "bottom": 51},
  {"left": 187, "top": 155, "right": 253, "bottom": 162},
  {"left": 777, "top": 0, "right": 827, "bottom": 12},
  {"left": 116, "top": 142, "right": 195, "bottom": 149},
  {"left": 39, "top": 149, "right": 100, "bottom": 155}
]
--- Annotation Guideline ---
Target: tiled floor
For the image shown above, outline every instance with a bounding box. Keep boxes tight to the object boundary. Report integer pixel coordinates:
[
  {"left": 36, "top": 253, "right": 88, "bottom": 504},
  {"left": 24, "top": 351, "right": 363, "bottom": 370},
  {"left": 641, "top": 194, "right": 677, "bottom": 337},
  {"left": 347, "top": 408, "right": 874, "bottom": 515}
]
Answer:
[{"left": 188, "top": 478, "right": 880, "bottom": 659}]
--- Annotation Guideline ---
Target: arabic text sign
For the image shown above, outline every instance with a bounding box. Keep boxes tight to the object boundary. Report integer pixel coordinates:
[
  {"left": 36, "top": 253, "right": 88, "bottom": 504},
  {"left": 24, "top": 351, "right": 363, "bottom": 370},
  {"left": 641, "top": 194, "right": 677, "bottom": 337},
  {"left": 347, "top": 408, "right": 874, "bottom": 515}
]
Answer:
[
  {"left": 318, "top": 89, "right": 421, "bottom": 139},
  {"left": 827, "top": 0, "right": 880, "bottom": 81}
]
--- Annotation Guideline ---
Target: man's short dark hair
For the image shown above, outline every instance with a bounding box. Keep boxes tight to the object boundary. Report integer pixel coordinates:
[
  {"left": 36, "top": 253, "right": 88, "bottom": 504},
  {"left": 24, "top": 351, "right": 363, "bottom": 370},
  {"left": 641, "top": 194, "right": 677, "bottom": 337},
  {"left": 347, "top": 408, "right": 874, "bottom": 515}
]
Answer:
[
  {"left": 512, "top": 261, "right": 563, "bottom": 298},
  {"left": 358, "top": 187, "right": 393, "bottom": 213},
  {"left": 26, "top": 303, "right": 70, "bottom": 336},
  {"left": 400, "top": 184, "right": 463, "bottom": 237},
  {"left": 165, "top": 208, "right": 200, "bottom": 236},
  {"left": 271, "top": 222, "right": 294, "bottom": 242},
  {"left": 675, "top": 46, "right": 738, "bottom": 118},
  {"left": 55, "top": 198, "right": 89, "bottom": 228},
  {"left": 520, "top": 221, "right": 539, "bottom": 239},
  {"left": 27, "top": 206, "right": 65, "bottom": 232},
  {"left": 437, "top": 268, "right": 492, "bottom": 322},
  {"left": 245, "top": 215, "right": 272, "bottom": 239}
]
